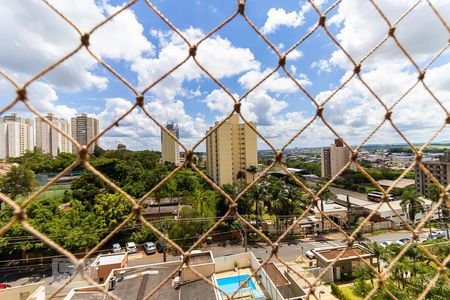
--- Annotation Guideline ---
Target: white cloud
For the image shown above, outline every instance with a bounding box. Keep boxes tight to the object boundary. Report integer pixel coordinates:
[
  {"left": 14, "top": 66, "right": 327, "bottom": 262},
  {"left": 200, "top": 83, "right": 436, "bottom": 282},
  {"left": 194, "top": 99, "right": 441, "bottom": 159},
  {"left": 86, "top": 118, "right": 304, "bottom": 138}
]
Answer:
[
  {"left": 315, "top": 0, "right": 450, "bottom": 145},
  {"left": 261, "top": 8, "right": 305, "bottom": 35},
  {"left": 132, "top": 27, "right": 260, "bottom": 100},
  {"left": 311, "top": 59, "right": 332, "bottom": 73},
  {"left": 261, "top": 0, "right": 328, "bottom": 34}
]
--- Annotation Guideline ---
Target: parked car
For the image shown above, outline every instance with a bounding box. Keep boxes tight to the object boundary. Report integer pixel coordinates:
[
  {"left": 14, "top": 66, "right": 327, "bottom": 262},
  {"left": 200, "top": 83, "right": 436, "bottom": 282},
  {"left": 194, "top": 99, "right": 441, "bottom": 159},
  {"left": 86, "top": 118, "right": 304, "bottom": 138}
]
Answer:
[
  {"left": 112, "top": 243, "right": 121, "bottom": 253},
  {"left": 396, "top": 238, "right": 411, "bottom": 246},
  {"left": 143, "top": 242, "right": 156, "bottom": 255},
  {"left": 156, "top": 240, "right": 166, "bottom": 253},
  {"left": 305, "top": 250, "right": 315, "bottom": 259},
  {"left": 126, "top": 242, "right": 137, "bottom": 253},
  {"left": 379, "top": 241, "right": 393, "bottom": 248},
  {"left": 431, "top": 230, "right": 447, "bottom": 240}
]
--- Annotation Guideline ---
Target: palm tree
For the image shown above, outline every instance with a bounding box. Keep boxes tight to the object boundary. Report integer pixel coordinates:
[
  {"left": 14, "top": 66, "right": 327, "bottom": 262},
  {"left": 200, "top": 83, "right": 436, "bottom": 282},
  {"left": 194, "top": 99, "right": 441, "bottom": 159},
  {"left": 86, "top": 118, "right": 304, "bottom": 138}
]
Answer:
[
  {"left": 311, "top": 182, "right": 336, "bottom": 233},
  {"left": 237, "top": 170, "right": 246, "bottom": 186},
  {"left": 246, "top": 165, "right": 258, "bottom": 182},
  {"left": 400, "top": 189, "right": 424, "bottom": 225},
  {"left": 363, "top": 241, "right": 385, "bottom": 272},
  {"left": 428, "top": 183, "right": 449, "bottom": 238}
]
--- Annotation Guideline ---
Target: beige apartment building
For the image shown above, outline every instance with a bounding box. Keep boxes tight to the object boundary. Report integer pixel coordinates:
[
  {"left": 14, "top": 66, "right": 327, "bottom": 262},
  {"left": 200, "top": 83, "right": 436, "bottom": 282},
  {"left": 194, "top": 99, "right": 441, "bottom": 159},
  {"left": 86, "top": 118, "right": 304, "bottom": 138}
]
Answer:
[
  {"left": 206, "top": 114, "right": 258, "bottom": 186},
  {"left": 161, "top": 123, "right": 180, "bottom": 165},
  {"left": 36, "top": 113, "right": 72, "bottom": 157},
  {"left": 0, "top": 114, "right": 34, "bottom": 159},
  {"left": 71, "top": 114, "right": 99, "bottom": 154},
  {"left": 415, "top": 150, "right": 450, "bottom": 197},
  {"left": 321, "top": 139, "right": 353, "bottom": 178}
]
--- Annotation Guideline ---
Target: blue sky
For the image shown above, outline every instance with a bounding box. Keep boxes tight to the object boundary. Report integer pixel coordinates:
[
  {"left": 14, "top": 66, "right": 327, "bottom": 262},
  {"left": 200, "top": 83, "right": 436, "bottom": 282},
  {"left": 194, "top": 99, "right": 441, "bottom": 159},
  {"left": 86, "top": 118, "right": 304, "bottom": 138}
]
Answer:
[{"left": 0, "top": 0, "right": 449, "bottom": 151}]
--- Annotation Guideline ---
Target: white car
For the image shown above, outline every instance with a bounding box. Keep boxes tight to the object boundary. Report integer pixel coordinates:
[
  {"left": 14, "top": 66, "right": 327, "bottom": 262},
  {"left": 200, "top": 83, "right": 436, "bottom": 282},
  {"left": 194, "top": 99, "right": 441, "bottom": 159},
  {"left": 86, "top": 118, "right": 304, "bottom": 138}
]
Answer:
[
  {"left": 143, "top": 242, "right": 156, "bottom": 255},
  {"left": 305, "top": 250, "right": 315, "bottom": 259},
  {"left": 126, "top": 242, "right": 137, "bottom": 253},
  {"left": 112, "top": 243, "right": 121, "bottom": 253},
  {"left": 431, "top": 230, "right": 447, "bottom": 240},
  {"left": 396, "top": 238, "right": 411, "bottom": 246},
  {"left": 379, "top": 241, "right": 393, "bottom": 248}
]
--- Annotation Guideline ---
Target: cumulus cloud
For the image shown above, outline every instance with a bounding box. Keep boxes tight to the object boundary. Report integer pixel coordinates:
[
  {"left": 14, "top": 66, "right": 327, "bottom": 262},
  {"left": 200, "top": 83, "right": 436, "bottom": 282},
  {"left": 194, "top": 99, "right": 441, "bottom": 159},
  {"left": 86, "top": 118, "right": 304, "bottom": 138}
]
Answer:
[
  {"left": 317, "top": 0, "right": 450, "bottom": 145},
  {"left": 261, "top": 0, "right": 328, "bottom": 34}
]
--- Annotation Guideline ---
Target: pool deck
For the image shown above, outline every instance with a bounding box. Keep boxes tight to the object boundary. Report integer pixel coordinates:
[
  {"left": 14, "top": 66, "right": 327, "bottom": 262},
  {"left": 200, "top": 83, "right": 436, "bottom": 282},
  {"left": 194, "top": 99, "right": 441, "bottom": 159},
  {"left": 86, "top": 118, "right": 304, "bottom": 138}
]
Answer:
[{"left": 215, "top": 268, "right": 264, "bottom": 299}]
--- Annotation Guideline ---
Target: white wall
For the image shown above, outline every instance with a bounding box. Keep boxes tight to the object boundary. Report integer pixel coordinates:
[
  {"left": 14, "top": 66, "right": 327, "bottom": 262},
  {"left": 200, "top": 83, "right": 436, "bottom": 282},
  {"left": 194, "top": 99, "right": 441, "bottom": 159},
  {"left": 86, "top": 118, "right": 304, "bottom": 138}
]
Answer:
[
  {"left": 0, "top": 283, "right": 45, "bottom": 300},
  {"left": 214, "top": 252, "right": 252, "bottom": 273}
]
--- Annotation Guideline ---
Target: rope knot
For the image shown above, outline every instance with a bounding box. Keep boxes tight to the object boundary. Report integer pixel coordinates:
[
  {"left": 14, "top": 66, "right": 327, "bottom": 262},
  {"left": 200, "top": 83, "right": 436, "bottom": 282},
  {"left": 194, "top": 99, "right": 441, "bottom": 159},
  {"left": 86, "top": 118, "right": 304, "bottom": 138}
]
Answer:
[
  {"left": 238, "top": 1, "right": 245, "bottom": 14},
  {"left": 133, "top": 205, "right": 141, "bottom": 218},
  {"left": 353, "top": 64, "right": 361, "bottom": 74},
  {"left": 388, "top": 27, "right": 396, "bottom": 37},
  {"left": 136, "top": 95, "right": 144, "bottom": 107},
  {"left": 275, "top": 151, "right": 283, "bottom": 163},
  {"left": 319, "top": 15, "right": 326, "bottom": 26},
  {"left": 189, "top": 45, "right": 197, "bottom": 57},
  {"left": 234, "top": 102, "right": 241, "bottom": 113},
  {"left": 79, "top": 146, "right": 89, "bottom": 160},
  {"left": 14, "top": 208, "right": 26, "bottom": 222},
  {"left": 81, "top": 33, "right": 90, "bottom": 47},
  {"left": 415, "top": 152, "right": 423, "bottom": 162},
  {"left": 347, "top": 236, "right": 355, "bottom": 247},
  {"left": 316, "top": 106, "right": 324, "bottom": 117},
  {"left": 278, "top": 55, "right": 286, "bottom": 67},
  {"left": 16, "top": 88, "right": 27, "bottom": 101},
  {"left": 384, "top": 111, "right": 392, "bottom": 120},
  {"left": 418, "top": 70, "right": 425, "bottom": 80}
]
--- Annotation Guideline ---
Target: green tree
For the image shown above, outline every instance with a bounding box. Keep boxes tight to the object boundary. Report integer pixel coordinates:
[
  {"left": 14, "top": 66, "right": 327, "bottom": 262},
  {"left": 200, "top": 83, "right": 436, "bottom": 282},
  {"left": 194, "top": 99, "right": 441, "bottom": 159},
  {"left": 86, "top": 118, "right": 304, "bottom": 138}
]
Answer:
[
  {"left": 0, "top": 165, "right": 38, "bottom": 200},
  {"left": 246, "top": 165, "right": 258, "bottom": 182},
  {"left": 93, "top": 193, "right": 132, "bottom": 230},
  {"left": 400, "top": 189, "right": 424, "bottom": 224}
]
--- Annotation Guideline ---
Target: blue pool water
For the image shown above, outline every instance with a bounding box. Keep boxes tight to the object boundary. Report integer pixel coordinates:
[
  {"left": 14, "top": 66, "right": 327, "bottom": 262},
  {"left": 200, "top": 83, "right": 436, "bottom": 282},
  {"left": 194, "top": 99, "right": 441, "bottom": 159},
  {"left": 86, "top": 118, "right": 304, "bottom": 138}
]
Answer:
[{"left": 216, "top": 274, "right": 257, "bottom": 296}]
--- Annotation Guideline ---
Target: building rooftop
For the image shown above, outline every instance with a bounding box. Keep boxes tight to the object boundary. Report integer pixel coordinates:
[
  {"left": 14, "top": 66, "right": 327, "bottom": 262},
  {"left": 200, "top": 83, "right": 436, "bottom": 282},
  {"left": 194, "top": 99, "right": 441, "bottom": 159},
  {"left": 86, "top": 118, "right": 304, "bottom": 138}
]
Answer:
[
  {"left": 364, "top": 199, "right": 433, "bottom": 214},
  {"left": 377, "top": 179, "right": 415, "bottom": 189},
  {"left": 312, "top": 245, "right": 373, "bottom": 262},
  {"left": 92, "top": 253, "right": 126, "bottom": 266},
  {"left": 186, "top": 251, "right": 214, "bottom": 265},
  {"left": 68, "top": 264, "right": 216, "bottom": 300}
]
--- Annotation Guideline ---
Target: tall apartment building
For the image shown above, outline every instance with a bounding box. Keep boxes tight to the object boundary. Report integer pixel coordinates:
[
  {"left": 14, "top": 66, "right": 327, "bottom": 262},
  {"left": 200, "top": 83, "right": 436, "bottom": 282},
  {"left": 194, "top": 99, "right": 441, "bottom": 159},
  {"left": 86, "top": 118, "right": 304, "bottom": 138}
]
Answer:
[
  {"left": 206, "top": 114, "right": 258, "bottom": 186},
  {"left": 415, "top": 150, "right": 450, "bottom": 197},
  {"left": 36, "top": 113, "right": 72, "bottom": 157},
  {"left": 161, "top": 123, "right": 180, "bottom": 166},
  {"left": 0, "top": 114, "right": 34, "bottom": 159},
  {"left": 321, "top": 139, "right": 353, "bottom": 178},
  {"left": 71, "top": 114, "right": 99, "bottom": 154}
]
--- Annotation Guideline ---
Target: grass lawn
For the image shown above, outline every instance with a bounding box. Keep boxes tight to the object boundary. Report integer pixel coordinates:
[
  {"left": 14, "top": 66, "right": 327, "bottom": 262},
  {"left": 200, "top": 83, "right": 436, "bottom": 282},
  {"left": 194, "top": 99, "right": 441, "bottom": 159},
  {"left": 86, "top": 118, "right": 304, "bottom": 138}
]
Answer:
[
  {"left": 339, "top": 284, "right": 363, "bottom": 300},
  {"left": 16, "top": 185, "right": 69, "bottom": 202}
]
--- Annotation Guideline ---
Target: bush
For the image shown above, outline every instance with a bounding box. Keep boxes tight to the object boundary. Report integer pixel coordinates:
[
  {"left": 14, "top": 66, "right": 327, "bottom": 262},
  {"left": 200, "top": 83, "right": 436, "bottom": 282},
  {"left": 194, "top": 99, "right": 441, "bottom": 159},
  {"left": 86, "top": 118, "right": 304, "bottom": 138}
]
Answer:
[
  {"left": 330, "top": 283, "right": 351, "bottom": 300},
  {"left": 353, "top": 280, "right": 373, "bottom": 297}
]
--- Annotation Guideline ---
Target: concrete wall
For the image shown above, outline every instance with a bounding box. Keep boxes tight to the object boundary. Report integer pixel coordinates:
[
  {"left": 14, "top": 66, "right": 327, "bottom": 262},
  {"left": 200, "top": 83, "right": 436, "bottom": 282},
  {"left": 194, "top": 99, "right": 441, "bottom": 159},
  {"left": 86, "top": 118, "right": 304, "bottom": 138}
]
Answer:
[
  {"left": 182, "top": 263, "right": 215, "bottom": 282},
  {"left": 257, "top": 267, "right": 284, "bottom": 300},
  {"left": 0, "top": 283, "right": 45, "bottom": 300},
  {"left": 214, "top": 252, "right": 252, "bottom": 273}
]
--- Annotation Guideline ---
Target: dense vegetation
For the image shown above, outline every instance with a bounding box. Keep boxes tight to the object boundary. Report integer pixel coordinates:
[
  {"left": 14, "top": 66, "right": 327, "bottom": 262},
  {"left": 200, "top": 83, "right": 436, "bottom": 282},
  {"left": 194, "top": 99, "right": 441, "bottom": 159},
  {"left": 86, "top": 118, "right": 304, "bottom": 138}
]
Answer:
[{"left": 0, "top": 148, "right": 318, "bottom": 256}]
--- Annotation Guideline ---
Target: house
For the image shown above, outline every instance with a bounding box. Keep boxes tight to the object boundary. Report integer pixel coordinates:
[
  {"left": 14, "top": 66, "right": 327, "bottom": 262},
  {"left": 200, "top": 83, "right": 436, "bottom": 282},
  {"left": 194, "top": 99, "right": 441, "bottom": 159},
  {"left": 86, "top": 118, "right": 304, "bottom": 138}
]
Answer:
[
  {"left": 312, "top": 244, "right": 377, "bottom": 281},
  {"left": 89, "top": 253, "right": 128, "bottom": 283}
]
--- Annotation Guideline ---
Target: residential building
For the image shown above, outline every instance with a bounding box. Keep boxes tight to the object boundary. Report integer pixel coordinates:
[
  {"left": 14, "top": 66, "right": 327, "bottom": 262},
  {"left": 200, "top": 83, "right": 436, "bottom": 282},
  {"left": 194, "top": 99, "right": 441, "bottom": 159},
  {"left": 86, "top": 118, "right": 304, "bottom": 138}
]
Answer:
[
  {"left": 89, "top": 253, "right": 128, "bottom": 283},
  {"left": 66, "top": 251, "right": 306, "bottom": 300},
  {"left": 36, "top": 113, "right": 72, "bottom": 157},
  {"left": 0, "top": 114, "right": 34, "bottom": 159},
  {"left": 311, "top": 244, "right": 377, "bottom": 281},
  {"left": 71, "top": 113, "right": 99, "bottom": 154},
  {"left": 206, "top": 114, "right": 258, "bottom": 185},
  {"left": 415, "top": 149, "right": 450, "bottom": 197},
  {"left": 321, "top": 139, "right": 353, "bottom": 178},
  {"left": 161, "top": 123, "right": 180, "bottom": 165}
]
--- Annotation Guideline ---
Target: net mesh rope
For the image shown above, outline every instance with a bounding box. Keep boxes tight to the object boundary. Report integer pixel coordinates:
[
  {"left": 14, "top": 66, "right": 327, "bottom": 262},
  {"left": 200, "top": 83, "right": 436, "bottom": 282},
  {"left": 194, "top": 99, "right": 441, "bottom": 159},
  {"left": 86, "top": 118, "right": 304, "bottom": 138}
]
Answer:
[{"left": 0, "top": 0, "right": 449, "bottom": 299}]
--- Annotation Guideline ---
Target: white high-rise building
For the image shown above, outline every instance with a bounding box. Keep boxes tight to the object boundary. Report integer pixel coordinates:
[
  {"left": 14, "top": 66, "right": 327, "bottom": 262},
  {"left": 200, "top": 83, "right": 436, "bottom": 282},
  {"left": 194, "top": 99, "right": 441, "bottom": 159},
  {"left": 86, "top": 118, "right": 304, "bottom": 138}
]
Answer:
[
  {"left": 161, "top": 123, "right": 180, "bottom": 166},
  {"left": 36, "top": 113, "right": 72, "bottom": 157},
  {"left": 0, "top": 114, "right": 34, "bottom": 159}
]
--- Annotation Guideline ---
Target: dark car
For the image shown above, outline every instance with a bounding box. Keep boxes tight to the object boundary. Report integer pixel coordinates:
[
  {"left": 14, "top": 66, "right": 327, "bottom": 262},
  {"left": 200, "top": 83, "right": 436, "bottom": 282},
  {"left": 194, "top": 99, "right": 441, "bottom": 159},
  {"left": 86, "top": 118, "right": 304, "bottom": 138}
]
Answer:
[{"left": 156, "top": 240, "right": 166, "bottom": 253}]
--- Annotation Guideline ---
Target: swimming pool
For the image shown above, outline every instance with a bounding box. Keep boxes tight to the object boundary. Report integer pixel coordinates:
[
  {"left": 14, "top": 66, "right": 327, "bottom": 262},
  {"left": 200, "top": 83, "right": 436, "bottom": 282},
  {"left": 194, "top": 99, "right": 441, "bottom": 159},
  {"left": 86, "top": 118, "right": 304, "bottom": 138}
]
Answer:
[{"left": 216, "top": 274, "right": 257, "bottom": 296}]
